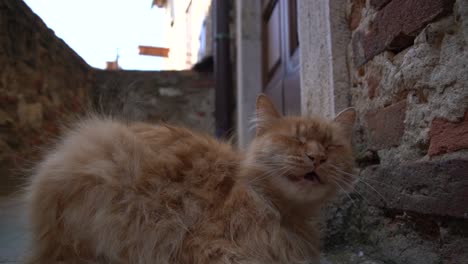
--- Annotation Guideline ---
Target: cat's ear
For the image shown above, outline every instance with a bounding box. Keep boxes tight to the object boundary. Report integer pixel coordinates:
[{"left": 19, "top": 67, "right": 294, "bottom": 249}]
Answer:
[
  {"left": 255, "top": 94, "right": 281, "bottom": 136},
  {"left": 334, "top": 108, "right": 356, "bottom": 138}
]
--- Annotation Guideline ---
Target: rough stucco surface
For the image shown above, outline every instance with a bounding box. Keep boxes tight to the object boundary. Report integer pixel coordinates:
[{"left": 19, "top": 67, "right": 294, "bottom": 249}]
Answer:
[{"left": 319, "top": 0, "right": 468, "bottom": 263}]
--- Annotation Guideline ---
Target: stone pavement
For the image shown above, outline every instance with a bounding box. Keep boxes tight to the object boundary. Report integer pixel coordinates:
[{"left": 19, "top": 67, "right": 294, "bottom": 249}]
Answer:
[{"left": 0, "top": 196, "right": 29, "bottom": 263}]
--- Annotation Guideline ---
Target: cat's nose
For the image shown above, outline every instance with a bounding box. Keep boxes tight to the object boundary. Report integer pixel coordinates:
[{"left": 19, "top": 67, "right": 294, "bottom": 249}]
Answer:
[{"left": 306, "top": 153, "right": 327, "bottom": 167}]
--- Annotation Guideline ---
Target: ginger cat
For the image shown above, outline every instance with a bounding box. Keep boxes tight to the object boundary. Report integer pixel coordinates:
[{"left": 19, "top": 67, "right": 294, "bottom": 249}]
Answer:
[{"left": 25, "top": 94, "right": 356, "bottom": 264}]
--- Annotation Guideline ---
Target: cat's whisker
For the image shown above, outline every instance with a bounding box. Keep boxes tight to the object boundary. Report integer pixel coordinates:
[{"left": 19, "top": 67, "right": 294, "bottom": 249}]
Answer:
[
  {"left": 244, "top": 162, "right": 287, "bottom": 172},
  {"left": 255, "top": 159, "right": 299, "bottom": 167},
  {"left": 352, "top": 179, "right": 390, "bottom": 205},
  {"left": 328, "top": 173, "right": 372, "bottom": 205},
  {"left": 325, "top": 163, "right": 360, "bottom": 178},
  {"left": 277, "top": 156, "right": 304, "bottom": 164},
  {"left": 255, "top": 151, "right": 303, "bottom": 162},
  {"left": 355, "top": 177, "right": 401, "bottom": 190},
  {"left": 249, "top": 166, "right": 292, "bottom": 185},
  {"left": 262, "top": 166, "right": 292, "bottom": 181},
  {"left": 248, "top": 168, "right": 278, "bottom": 184},
  {"left": 245, "top": 158, "right": 304, "bottom": 173},
  {"left": 328, "top": 176, "right": 357, "bottom": 208},
  {"left": 326, "top": 164, "right": 388, "bottom": 204},
  {"left": 327, "top": 172, "right": 355, "bottom": 191}
]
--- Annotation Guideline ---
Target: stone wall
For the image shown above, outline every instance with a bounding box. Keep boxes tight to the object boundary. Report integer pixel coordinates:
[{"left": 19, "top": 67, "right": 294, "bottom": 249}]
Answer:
[
  {"left": 322, "top": 0, "right": 468, "bottom": 263},
  {"left": 0, "top": 0, "right": 91, "bottom": 195},
  {"left": 0, "top": 0, "right": 215, "bottom": 196},
  {"left": 93, "top": 70, "right": 215, "bottom": 134}
]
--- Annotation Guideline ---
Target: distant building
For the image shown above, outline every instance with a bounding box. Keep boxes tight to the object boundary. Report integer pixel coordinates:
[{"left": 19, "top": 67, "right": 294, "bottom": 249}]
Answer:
[
  {"left": 152, "top": 0, "right": 213, "bottom": 70},
  {"left": 105, "top": 60, "right": 120, "bottom": 70},
  {"left": 105, "top": 50, "right": 122, "bottom": 70}
]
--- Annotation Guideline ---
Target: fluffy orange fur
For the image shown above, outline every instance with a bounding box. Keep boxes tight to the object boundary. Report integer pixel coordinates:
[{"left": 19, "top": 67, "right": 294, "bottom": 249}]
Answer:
[{"left": 25, "top": 95, "right": 356, "bottom": 264}]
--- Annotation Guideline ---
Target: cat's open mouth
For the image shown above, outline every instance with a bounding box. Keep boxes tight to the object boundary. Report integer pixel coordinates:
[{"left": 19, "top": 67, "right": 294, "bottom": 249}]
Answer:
[
  {"left": 286, "top": 171, "right": 324, "bottom": 184},
  {"left": 304, "top": 171, "right": 323, "bottom": 184}
]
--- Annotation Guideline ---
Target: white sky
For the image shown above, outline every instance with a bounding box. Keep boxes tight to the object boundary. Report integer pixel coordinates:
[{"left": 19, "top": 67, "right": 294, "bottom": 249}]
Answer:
[{"left": 23, "top": 0, "right": 168, "bottom": 70}]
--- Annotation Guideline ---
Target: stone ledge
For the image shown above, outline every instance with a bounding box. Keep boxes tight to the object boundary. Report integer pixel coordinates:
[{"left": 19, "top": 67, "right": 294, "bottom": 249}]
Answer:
[{"left": 360, "top": 159, "right": 468, "bottom": 218}]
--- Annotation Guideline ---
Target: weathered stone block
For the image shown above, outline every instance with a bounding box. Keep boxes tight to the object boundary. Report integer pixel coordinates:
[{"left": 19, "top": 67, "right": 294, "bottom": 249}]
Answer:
[
  {"left": 348, "top": 0, "right": 365, "bottom": 30},
  {"left": 361, "top": 159, "right": 468, "bottom": 218},
  {"left": 365, "top": 100, "right": 407, "bottom": 149},
  {"left": 429, "top": 112, "right": 468, "bottom": 156},
  {"left": 354, "top": 0, "right": 455, "bottom": 66}
]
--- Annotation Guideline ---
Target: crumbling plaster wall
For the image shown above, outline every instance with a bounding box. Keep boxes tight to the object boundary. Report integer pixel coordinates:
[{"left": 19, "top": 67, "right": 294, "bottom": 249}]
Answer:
[{"left": 320, "top": 0, "right": 468, "bottom": 263}]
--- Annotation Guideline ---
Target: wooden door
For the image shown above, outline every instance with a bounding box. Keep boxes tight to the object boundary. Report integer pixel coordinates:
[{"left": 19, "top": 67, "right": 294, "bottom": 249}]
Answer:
[{"left": 262, "top": 0, "right": 300, "bottom": 115}]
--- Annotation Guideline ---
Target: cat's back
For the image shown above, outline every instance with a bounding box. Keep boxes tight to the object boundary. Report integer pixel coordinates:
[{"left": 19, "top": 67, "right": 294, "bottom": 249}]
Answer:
[
  {"left": 128, "top": 121, "right": 240, "bottom": 204},
  {"left": 31, "top": 117, "right": 239, "bottom": 196},
  {"left": 26, "top": 118, "right": 239, "bottom": 263}
]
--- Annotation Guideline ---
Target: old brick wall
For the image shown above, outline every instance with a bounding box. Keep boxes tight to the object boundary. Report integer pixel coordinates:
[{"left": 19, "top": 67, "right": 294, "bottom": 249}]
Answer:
[
  {"left": 0, "top": 0, "right": 91, "bottom": 195},
  {"left": 92, "top": 70, "right": 215, "bottom": 135},
  {"left": 322, "top": 0, "right": 468, "bottom": 263}
]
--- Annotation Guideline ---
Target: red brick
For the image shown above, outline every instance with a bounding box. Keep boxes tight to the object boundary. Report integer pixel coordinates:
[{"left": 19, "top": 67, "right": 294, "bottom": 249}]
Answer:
[
  {"left": 366, "top": 100, "right": 407, "bottom": 149},
  {"left": 354, "top": 0, "right": 455, "bottom": 66},
  {"left": 349, "top": 0, "right": 365, "bottom": 30},
  {"left": 428, "top": 112, "right": 468, "bottom": 156}
]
